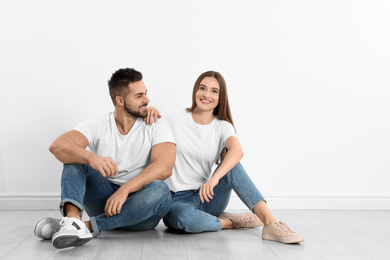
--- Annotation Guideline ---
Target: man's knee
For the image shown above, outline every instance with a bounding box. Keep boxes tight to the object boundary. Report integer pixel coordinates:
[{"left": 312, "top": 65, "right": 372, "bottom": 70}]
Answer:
[
  {"left": 148, "top": 180, "right": 170, "bottom": 199},
  {"left": 149, "top": 180, "right": 169, "bottom": 190},
  {"left": 62, "top": 163, "right": 87, "bottom": 176},
  {"left": 143, "top": 180, "right": 171, "bottom": 209}
]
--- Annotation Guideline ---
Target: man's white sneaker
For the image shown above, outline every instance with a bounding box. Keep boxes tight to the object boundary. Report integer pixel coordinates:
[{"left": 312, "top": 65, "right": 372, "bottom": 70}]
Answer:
[
  {"left": 52, "top": 217, "right": 93, "bottom": 249},
  {"left": 34, "top": 217, "right": 61, "bottom": 239}
]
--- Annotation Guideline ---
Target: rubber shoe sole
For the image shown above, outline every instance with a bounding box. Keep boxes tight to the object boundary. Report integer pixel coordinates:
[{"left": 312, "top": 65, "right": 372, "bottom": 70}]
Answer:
[
  {"left": 262, "top": 233, "right": 304, "bottom": 244},
  {"left": 52, "top": 230, "right": 93, "bottom": 249}
]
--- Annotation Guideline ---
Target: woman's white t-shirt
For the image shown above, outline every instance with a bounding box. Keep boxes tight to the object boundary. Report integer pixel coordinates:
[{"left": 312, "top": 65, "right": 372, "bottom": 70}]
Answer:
[{"left": 164, "top": 109, "right": 237, "bottom": 192}]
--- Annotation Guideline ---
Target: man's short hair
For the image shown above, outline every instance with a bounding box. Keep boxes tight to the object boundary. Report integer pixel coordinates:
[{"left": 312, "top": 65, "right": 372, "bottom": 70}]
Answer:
[{"left": 108, "top": 68, "right": 143, "bottom": 105}]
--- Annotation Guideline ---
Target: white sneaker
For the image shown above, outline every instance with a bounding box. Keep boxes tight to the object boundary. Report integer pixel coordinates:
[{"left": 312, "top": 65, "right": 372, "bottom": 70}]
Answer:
[
  {"left": 34, "top": 217, "right": 61, "bottom": 239},
  {"left": 52, "top": 217, "right": 93, "bottom": 249}
]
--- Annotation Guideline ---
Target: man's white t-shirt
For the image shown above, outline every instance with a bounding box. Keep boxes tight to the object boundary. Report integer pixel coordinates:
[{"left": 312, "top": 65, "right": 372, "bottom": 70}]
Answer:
[
  {"left": 163, "top": 109, "right": 237, "bottom": 192},
  {"left": 74, "top": 112, "right": 176, "bottom": 185}
]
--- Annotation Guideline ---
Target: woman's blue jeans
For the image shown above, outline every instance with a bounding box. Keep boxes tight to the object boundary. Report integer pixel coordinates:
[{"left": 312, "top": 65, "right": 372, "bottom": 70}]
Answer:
[
  {"left": 60, "top": 163, "right": 171, "bottom": 235},
  {"left": 163, "top": 162, "right": 265, "bottom": 233}
]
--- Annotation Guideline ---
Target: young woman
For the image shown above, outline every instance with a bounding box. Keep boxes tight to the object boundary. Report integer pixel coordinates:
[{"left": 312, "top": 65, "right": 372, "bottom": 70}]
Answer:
[{"left": 148, "top": 71, "right": 304, "bottom": 244}]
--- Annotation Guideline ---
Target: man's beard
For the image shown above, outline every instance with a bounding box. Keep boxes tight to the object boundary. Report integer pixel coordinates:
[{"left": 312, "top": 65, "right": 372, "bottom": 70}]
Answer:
[{"left": 123, "top": 100, "right": 147, "bottom": 118}]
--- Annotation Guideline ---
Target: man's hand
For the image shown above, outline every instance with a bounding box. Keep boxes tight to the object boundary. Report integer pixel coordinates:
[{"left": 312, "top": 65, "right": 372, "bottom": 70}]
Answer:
[
  {"left": 89, "top": 154, "right": 118, "bottom": 177},
  {"left": 199, "top": 177, "right": 219, "bottom": 203},
  {"left": 144, "top": 106, "right": 162, "bottom": 125},
  {"left": 104, "top": 188, "right": 128, "bottom": 218}
]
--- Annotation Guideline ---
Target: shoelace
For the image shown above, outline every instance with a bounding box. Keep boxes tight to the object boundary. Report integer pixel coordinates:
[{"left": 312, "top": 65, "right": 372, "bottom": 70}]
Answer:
[
  {"left": 276, "top": 221, "right": 295, "bottom": 233},
  {"left": 233, "top": 215, "right": 256, "bottom": 228},
  {"left": 59, "top": 217, "right": 70, "bottom": 228}
]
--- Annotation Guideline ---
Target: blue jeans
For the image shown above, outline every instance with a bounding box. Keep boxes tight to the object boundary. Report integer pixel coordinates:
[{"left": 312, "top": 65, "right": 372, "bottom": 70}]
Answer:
[
  {"left": 60, "top": 164, "right": 171, "bottom": 235},
  {"left": 163, "top": 162, "right": 265, "bottom": 233}
]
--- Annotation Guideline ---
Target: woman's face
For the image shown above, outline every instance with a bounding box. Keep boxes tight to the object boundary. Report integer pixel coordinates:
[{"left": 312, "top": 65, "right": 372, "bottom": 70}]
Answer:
[{"left": 195, "top": 76, "right": 220, "bottom": 112}]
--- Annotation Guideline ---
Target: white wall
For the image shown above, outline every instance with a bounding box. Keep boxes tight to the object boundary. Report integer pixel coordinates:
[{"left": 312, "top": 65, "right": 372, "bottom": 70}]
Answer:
[{"left": 1, "top": 0, "right": 389, "bottom": 210}]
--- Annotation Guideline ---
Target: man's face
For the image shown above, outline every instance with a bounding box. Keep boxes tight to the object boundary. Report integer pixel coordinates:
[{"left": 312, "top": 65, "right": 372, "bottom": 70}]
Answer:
[{"left": 123, "top": 81, "right": 150, "bottom": 118}]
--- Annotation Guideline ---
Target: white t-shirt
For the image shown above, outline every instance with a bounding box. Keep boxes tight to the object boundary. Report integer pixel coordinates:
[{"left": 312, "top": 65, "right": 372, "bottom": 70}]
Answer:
[
  {"left": 163, "top": 109, "right": 237, "bottom": 192},
  {"left": 74, "top": 112, "right": 176, "bottom": 185}
]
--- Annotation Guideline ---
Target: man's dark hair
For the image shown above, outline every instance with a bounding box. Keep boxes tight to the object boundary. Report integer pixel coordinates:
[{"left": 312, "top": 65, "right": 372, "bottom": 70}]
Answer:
[{"left": 108, "top": 68, "right": 143, "bottom": 105}]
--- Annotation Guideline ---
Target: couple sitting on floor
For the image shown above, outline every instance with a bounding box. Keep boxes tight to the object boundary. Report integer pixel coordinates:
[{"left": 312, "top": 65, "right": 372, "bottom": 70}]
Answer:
[{"left": 34, "top": 68, "right": 304, "bottom": 249}]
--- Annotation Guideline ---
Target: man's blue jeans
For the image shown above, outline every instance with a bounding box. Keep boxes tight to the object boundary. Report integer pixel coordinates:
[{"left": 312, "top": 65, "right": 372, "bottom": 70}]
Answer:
[
  {"left": 60, "top": 163, "right": 171, "bottom": 235},
  {"left": 163, "top": 162, "right": 265, "bottom": 233}
]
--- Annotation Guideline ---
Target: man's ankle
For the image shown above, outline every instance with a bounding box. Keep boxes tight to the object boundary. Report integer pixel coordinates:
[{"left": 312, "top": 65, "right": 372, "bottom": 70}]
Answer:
[
  {"left": 66, "top": 214, "right": 81, "bottom": 220},
  {"left": 85, "top": 221, "right": 93, "bottom": 232},
  {"left": 64, "top": 203, "right": 81, "bottom": 220}
]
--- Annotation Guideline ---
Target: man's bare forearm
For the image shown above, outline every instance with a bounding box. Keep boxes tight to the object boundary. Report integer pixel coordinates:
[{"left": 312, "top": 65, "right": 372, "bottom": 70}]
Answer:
[
  {"left": 119, "top": 160, "right": 172, "bottom": 194},
  {"left": 119, "top": 142, "right": 175, "bottom": 195},
  {"left": 49, "top": 135, "right": 94, "bottom": 164}
]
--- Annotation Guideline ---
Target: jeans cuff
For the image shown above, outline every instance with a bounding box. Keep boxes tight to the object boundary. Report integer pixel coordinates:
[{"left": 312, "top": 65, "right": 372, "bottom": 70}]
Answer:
[
  {"left": 90, "top": 216, "right": 101, "bottom": 236},
  {"left": 60, "top": 198, "right": 84, "bottom": 217},
  {"left": 250, "top": 199, "right": 267, "bottom": 213},
  {"left": 217, "top": 219, "right": 223, "bottom": 230}
]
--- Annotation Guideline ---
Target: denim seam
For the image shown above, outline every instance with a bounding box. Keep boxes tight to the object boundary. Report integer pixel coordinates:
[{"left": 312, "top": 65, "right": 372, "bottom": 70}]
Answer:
[
  {"left": 95, "top": 170, "right": 117, "bottom": 193},
  {"left": 229, "top": 173, "right": 253, "bottom": 208},
  {"left": 228, "top": 169, "right": 265, "bottom": 210}
]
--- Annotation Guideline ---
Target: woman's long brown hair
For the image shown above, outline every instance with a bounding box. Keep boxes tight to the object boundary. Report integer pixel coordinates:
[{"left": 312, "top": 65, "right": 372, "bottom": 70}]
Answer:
[{"left": 187, "top": 71, "right": 235, "bottom": 164}]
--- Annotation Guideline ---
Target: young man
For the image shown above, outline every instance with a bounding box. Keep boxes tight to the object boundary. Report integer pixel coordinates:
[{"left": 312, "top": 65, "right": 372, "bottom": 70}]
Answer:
[{"left": 34, "top": 68, "right": 176, "bottom": 249}]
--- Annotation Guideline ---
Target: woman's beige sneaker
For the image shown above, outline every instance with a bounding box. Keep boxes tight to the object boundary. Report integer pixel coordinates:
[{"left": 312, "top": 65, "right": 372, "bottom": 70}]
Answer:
[
  {"left": 262, "top": 221, "right": 304, "bottom": 243},
  {"left": 218, "top": 212, "right": 263, "bottom": 229}
]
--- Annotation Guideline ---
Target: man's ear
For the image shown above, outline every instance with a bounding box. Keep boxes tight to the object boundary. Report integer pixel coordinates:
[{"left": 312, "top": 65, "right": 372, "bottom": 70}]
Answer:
[{"left": 115, "top": 96, "right": 124, "bottom": 106}]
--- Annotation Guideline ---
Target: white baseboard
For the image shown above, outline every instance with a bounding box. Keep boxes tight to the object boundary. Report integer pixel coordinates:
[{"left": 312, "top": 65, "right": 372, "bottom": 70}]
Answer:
[
  {"left": 1, "top": 193, "right": 389, "bottom": 210},
  {"left": 227, "top": 194, "right": 390, "bottom": 210},
  {"left": 0, "top": 193, "right": 60, "bottom": 210}
]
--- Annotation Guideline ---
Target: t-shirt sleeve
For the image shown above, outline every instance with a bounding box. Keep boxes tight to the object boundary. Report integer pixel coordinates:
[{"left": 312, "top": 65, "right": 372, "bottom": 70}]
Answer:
[
  {"left": 150, "top": 117, "right": 176, "bottom": 146},
  {"left": 220, "top": 121, "right": 237, "bottom": 145},
  {"left": 73, "top": 119, "right": 103, "bottom": 148}
]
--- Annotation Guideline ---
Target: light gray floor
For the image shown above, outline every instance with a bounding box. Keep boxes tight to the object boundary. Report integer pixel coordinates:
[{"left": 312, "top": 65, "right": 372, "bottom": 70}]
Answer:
[{"left": 0, "top": 210, "right": 389, "bottom": 260}]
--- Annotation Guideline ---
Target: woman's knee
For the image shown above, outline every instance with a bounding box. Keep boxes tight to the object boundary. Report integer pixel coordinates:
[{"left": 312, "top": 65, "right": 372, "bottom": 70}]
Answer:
[
  {"left": 221, "top": 162, "right": 245, "bottom": 181},
  {"left": 230, "top": 162, "right": 244, "bottom": 173},
  {"left": 163, "top": 203, "right": 192, "bottom": 231},
  {"left": 163, "top": 203, "right": 219, "bottom": 233}
]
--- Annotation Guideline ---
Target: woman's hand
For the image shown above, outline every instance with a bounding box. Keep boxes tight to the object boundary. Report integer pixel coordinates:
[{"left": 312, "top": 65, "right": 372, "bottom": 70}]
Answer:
[
  {"left": 199, "top": 177, "right": 219, "bottom": 203},
  {"left": 144, "top": 106, "right": 162, "bottom": 125}
]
